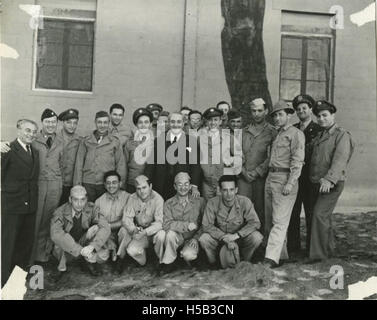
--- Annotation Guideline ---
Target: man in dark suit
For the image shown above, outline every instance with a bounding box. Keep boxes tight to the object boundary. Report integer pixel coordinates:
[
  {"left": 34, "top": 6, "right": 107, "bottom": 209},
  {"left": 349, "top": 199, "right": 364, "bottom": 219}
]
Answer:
[
  {"left": 287, "top": 94, "right": 322, "bottom": 256},
  {"left": 1, "top": 119, "right": 39, "bottom": 287},
  {"left": 144, "top": 112, "right": 201, "bottom": 200}
]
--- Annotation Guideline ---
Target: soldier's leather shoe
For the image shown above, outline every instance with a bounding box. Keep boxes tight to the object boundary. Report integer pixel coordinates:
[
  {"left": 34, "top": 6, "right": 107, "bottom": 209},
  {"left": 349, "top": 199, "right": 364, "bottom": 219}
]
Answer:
[
  {"left": 85, "top": 262, "right": 102, "bottom": 277},
  {"left": 49, "top": 270, "right": 66, "bottom": 284},
  {"left": 113, "top": 259, "right": 124, "bottom": 275},
  {"left": 262, "top": 258, "right": 279, "bottom": 269}
]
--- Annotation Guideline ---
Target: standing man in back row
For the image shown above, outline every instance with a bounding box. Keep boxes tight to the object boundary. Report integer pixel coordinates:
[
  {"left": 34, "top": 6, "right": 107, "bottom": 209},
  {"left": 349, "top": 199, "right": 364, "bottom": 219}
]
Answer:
[
  {"left": 74, "top": 111, "right": 126, "bottom": 202},
  {"left": 308, "top": 100, "right": 354, "bottom": 262},
  {"left": 238, "top": 98, "right": 277, "bottom": 231},
  {"left": 57, "top": 108, "right": 82, "bottom": 205},
  {"left": 32, "top": 108, "right": 64, "bottom": 264},
  {"left": 109, "top": 103, "right": 133, "bottom": 147},
  {"left": 287, "top": 95, "right": 322, "bottom": 256},
  {"left": 263, "top": 100, "right": 305, "bottom": 268}
]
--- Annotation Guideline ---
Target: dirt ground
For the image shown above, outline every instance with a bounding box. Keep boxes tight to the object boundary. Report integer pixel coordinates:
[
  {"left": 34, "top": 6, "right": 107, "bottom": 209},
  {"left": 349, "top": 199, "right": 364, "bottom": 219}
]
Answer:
[{"left": 25, "top": 211, "right": 377, "bottom": 300}]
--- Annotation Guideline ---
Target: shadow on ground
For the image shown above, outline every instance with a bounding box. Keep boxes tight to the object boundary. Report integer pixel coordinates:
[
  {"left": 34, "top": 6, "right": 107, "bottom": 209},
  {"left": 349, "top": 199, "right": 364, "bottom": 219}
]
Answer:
[{"left": 25, "top": 211, "right": 377, "bottom": 300}]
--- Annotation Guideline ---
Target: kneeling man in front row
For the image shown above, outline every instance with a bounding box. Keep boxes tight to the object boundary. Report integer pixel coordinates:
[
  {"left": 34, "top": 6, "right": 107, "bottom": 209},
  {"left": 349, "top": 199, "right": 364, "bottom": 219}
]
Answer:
[
  {"left": 117, "top": 175, "right": 165, "bottom": 268},
  {"left": 160, "top": 172, "right": 206, "bottom": 274},
  {"left": 199, "top": 175, "right": 263, "bottom": 269},
  {"left": 50, "top": 185, "right": 111, "bottom": 281}
]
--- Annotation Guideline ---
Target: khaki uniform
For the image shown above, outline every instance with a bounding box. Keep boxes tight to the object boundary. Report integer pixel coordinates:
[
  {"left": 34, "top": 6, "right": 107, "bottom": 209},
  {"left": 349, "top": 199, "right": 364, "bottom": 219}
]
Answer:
[
  {"left": 199, "top": 129, "right": 235, "bottom": 200},
  {"left": 94, "top": 191, "right": 130, "bottom": 259},
  {"left": 73, "top": 133, "right": 126, "bottom": 202},
  {"left": 161, "top": 196, "right": 206, "bottom": 264},
  {"left": 109, "top": 122, "right": 133, "bottom": 148},
  {"left": 58, "top": 129, "right": 82, "bottom": 205},
  {"left": 199, "top": 195, "right": 263, "bottom": 268},
  {"left": 309, "top": 124, "right": 354, "bottom": 260},
  {"left": 31, "top": 132, "right": 64, "bottom": 263},
  {"left": 264, "top": 124, "right": 305, "bottom": 264},
  {"left": 124, "top": 137, "right": 153, "bottom": 193},
  {"left": 50, "top": 202, "right": 111, "bottom": 271},
  {"left": 238, "top": 122, "right": 277, "bottom": 229},
  {"left": 117, "top": 191, "right": 165, "bottom": 265}
]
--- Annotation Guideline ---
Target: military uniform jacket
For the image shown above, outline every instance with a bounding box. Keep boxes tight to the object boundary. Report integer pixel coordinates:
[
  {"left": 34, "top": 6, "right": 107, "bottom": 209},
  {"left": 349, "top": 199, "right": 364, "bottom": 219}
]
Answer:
[
  {"left": 268, "top": 124, "right": 305, "bottom": 187},
  {"left": 73, "top": 132, "right": 126, "bottom": 186},
  {"left": 310, "top": 124, "right": 355, "bottom": 184},
  {"left": 202, "top": 195, "right": 261, "bottom": 240},
  {"left": 1, "top": 139, "right": 39, "bottom": 214},
  {"left": 163, "top": 195, "right": 206, "bottom": 240},
  {"left": 58, "top": 129, "right": 82, "bottom": 187},
  {"left": 50, "top": 202, "right": 111, "bottom": 257},
  {"left": 33, "top": 132, "right": 64, "bottom": 181},
  {"left": 293, "top": 120, "right": 322, "bottom": 178},
  {"left": 242, "top": 122, "right": 277, "bottom": 178}
]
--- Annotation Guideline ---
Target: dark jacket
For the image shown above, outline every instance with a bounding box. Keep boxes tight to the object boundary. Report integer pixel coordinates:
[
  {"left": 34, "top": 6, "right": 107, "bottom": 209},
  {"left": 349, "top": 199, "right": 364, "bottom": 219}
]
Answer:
[
  {"left": 294, "top": 120, "right": 322, "bottom": 178},
  {"left": 144, "top": 132, "right": 201, "bottom": 200},
  {"left": 1, "top": 139, "right": 39, "bottom": 214}
]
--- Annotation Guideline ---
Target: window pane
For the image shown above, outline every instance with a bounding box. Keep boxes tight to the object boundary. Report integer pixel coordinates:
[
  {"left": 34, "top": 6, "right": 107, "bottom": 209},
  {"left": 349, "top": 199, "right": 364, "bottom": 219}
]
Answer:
[
  {"left": 69, "top": 45, "right": 93, "bottom": 67},
  {"left": 280, "top": 80, "right": 301, "bottom": 100},
  {"left": 36, "top": 65, "right": 63, "bottom": 89},
  {"left": 307, "top": 39, "right": 329, "bottom": 60},
  {"left": 307, "top": 60, "right": 329, "bottom": 81},
  {"left": 68, "top": 67, "right": 92, "bottom": 91},
  {"left": 35, "top": 19, "right": 94, "bottom": 91},
  {"left": 281, "top": 38, "right": 302, "bottom": 59},
  {"left": 281, "top": 59, "right": 302, "bottom": 80},
  {"left": 306, "top": 81, "right": 327, "bottom": 100},
  {"left": 69, "top": 23, "right": 94, "bottom": 45}
]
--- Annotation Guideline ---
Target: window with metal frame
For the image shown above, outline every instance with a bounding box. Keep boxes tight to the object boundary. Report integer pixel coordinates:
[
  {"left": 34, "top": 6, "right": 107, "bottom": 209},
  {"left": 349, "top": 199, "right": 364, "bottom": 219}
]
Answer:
[
  {"left": 35, "top": 18, "right": 94, "bottom": 92},
  {"left": 279, "top": 34, "right": 334, "bottom": 102}
]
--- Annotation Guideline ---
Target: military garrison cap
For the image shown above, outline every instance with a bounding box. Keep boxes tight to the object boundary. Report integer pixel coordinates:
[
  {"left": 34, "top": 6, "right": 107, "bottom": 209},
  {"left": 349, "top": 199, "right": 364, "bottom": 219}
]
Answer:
[
  {"left": 146, "top": 103, "right": 163, "bottom": 113},
  {"left": 41, "top": 108, "right": 57, "bottom": 121},
  {"left": 133, "top": 108, "right": 153, "bottom": 125},
  {"left": 227, "top": 110, "right": 242, "bottom": 121},
  {"left": 203, "top": 107, "right": 223, "bottom": 119},
  {"left": 313, "top": 100, "right": 337, "bottom": 116},
  {"left": 292, "top": 94, "right": 315, "bottom": 110},
  {"left": 58, "top": 108, "right": 79, "bottom": 121}
]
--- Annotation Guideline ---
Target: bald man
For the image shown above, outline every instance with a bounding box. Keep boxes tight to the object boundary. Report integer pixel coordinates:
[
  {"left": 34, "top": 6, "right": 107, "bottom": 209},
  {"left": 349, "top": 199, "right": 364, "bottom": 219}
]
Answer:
[
  {"left": 160, "top": 172, "right": 206, "bottom": 274},
  {"left": 50, "top": 186, "right": 111, "bottom": 282},
  {"left": 116, "top": 175, "right": 165, "bottom": 270}
]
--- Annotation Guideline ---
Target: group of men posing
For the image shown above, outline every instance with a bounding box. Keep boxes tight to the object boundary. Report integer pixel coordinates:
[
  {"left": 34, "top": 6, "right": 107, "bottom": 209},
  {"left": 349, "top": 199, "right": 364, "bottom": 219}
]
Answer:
[{"left": 1, "top": 95, "right": 354, "bottom": 286}]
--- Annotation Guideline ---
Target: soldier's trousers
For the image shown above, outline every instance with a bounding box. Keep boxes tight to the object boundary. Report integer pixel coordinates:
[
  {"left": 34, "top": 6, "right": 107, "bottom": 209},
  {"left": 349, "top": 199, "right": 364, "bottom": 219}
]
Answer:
[
  {"left": 52, "top": 225, "right": 109, "bottom": 271},
  {"left": 287, "top": 175, "right": 315, "bottom": 254},
  {"left": 238, "top": 177, "right": 266, "bottom": 232},
  {"left": 117, "top": 227, "right": 165, "bottom": 265},
  {"left": 32, "top": 180, "right": 62, "bottom": 263},
  {"left": 59, "top": 185, "right": 72, "bottom": 206},
  {"left": 309, "top": 181, "right": 344, "bottom": 260},
  {"left": 199, "top": 231, "right": 263, "bottom": 268},
  {"left": 83, "top": 183, "right": 106, "bottom": 203},
  {"left": 1, "top": 212, "right": 36, "bottom": 287},
  {"left": 161, "top": 230, "right": 199, "bottom": 265},
  {"left": 264, "top": 172, "right": 298, "bottom": 264}
]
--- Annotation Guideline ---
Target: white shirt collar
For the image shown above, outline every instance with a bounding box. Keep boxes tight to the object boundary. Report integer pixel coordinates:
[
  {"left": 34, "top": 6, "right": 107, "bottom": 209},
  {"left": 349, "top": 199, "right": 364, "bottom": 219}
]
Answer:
[
  {"left": 169, "top": 131, "right": 183, "bottom": 143},
  {"left": 17, "top": 138, "right": 29, "bottom": 152}
]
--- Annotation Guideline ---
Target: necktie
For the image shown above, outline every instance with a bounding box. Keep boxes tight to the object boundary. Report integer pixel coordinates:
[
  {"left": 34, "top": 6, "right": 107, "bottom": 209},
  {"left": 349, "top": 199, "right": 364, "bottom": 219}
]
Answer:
[
  {"left": 300, "top": 123, "right": 306, "bottom": 131},
  {"left": 26, "top": 144, "right": 32, "bottom": 156},
  {"left": 46, "top": 136, "right": 52, "bottom": 149},
  {"left": 173, "top": 135, "right": 178, "bottom": 157},
  {"left": 98, "top": 135, "right": 103, "bottom": 144}
]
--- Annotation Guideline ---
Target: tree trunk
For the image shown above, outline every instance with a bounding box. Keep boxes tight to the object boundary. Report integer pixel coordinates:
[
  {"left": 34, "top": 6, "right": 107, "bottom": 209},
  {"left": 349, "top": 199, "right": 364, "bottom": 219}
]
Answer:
[{"left": 221, "top": 0, "right": 272, "bottom": 124}]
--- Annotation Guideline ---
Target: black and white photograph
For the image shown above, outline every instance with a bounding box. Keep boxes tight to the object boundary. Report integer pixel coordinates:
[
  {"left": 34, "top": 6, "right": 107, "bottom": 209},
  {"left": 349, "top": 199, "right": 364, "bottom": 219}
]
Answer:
[{"left": 0, "top": 0, "right": 376, "bottom": 305}]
